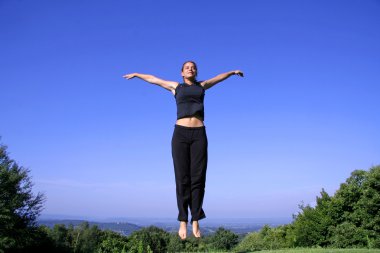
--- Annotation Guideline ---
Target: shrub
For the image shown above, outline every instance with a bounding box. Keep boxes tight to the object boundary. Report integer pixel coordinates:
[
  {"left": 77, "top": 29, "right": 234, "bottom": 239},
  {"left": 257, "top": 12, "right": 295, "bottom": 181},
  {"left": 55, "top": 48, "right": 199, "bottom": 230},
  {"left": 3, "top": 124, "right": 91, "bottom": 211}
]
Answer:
[
  {"left": 234, "top": 231, "right": 265, "bottom": 252},
  {"left": 208, "top": 227, "right": 239, "bottom": 251},
  {"left": 329, "top": 222, "right": 369, "bottom": 248},
  {"left": 127, "top": 226, "right": 170, "bottom": 253}
]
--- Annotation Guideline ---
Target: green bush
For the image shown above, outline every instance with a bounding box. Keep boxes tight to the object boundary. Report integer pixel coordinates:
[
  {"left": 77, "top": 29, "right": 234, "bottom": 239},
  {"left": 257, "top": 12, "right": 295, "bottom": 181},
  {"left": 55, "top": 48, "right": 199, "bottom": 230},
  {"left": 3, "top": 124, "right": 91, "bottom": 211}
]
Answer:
[
  {"left": 261, "top": 225, "right": 289, "bottom": 250},
  {"left": 233, "top": 231, "right": 265, "bottom": 252},
  {"left": 97, "top": 230, "right": 128, "bottom": 253},
  {"left": 127, "top": 226, "right": 170, "bottom": 253},
  {"left": 329, "top": 222, "right": 369, "bottom": 248},
  {"left": 208, "top": 227, "right": 239, "bottom": 251}
]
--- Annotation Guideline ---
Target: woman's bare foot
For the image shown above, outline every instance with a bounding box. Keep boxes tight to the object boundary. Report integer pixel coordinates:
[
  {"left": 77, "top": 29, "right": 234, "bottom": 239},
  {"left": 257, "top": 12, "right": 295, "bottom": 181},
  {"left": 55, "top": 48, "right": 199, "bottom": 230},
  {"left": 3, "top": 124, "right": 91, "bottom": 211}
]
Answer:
[
  {"left": 192, "top": 220, "right": 201, "bottom": 238},
  {"left": 178, "top": 221, "right": 187, "bottom": 240}
]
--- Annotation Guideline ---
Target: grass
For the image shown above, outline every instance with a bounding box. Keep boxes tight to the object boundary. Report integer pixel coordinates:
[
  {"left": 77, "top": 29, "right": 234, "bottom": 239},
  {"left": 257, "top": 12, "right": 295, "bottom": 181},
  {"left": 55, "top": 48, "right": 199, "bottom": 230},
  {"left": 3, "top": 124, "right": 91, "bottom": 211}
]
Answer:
[
  {"left": 255, "top": 249, "right": 380, "bottom": 253},
  {"left": 201, "top": 249, "right": 380, "bottom": 253}
]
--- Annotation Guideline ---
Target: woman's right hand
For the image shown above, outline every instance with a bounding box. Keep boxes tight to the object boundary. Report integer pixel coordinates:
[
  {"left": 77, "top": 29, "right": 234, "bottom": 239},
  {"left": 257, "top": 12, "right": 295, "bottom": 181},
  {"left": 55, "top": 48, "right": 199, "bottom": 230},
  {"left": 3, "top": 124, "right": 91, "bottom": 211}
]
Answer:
[{"left": 123, "top": 73, "right": 137, "bottom": 79}]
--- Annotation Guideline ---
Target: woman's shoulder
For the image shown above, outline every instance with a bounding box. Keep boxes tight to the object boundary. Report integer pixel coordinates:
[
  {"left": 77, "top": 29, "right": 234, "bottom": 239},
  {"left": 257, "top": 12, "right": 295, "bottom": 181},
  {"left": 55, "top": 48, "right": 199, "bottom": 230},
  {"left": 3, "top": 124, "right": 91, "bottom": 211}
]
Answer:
[
  {"left": 196, "top": 81, "right": 206, "bottom": 90},
  {"left": 175, "top": 82, "right": 184, "bottom": 89},
  {"left": 172, "top": 82, "right": 183, "bottom": 96}
]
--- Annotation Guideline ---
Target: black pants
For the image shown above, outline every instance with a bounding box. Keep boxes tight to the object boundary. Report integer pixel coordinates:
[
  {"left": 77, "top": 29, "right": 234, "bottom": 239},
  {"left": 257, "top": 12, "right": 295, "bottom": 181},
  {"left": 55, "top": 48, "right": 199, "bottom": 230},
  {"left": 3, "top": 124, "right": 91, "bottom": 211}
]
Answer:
[{"left": 171, "top": 124, "right": 208, "bottom": 223}]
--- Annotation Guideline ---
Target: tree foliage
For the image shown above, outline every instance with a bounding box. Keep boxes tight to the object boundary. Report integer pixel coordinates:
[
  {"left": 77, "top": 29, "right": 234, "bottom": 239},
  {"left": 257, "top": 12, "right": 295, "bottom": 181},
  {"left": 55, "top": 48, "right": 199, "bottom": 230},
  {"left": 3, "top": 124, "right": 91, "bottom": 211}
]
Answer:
[
  {"left": 97, "top": 230, "right": 128, "bottom": 253},
  {"left": 127, "top": 225, "right": 170, "bottom": 253},
  {"left": 328, "top": 221, "right": 369, "bottom": 248},
  {"left": 290, "top": 166, "right": 380, "bottom": 248},
  {"left": 206, "top": 227, "right": 239, "bottom": 251},
  {"left": 0, "top": 142, "right": 46, "bottom": 252},
  {"left": 234, "top": 165, "right": 380, "bottom": 251},
  {"left": 234, "top": 225, "right": 290, "bottom": 252}
]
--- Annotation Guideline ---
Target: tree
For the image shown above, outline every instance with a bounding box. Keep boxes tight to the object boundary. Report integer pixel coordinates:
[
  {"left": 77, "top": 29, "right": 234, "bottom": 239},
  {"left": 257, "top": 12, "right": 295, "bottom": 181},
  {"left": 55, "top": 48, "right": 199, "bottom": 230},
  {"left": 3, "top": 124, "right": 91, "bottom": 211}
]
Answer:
[
  {"left": 290, "top": 165, "right": 380, "bottom": 248},
  {"left": 97, "top": 230, "right": 128, "bottom": 253},
  {"left": 354, "top": 166, "right": 380, "bottom": 247},
  {"left": 0, "top": 141, "right": 45, "bottom": 252},
  {"left": 334, "top": 169, "right": 367, "bottom": 225},
  {"left": 127, "top": 226, "right": 170, "bottom": 253},
  {"left": 71, "top": 222, "right": 103, "bottom": 253},
  {"left": 234, "top": 225, "right": 290, "bottom": 252},
  {"left": 328, "top": 222, "right": 368, "bottom": 248},
  {"left": 260, "top": 224, "right": 289, "bottom": 250},
  {"left": 208, "top": 227, "right": 239, "bottom": 251},
  {"left": 292, "top": 202, "right": 330, "bottom": 247},
  {"left": 45, "top": 224, "right": 73, "bottom": 252},
  {"left": 233, "top": 231, "right": 265, "bottom": 252}
]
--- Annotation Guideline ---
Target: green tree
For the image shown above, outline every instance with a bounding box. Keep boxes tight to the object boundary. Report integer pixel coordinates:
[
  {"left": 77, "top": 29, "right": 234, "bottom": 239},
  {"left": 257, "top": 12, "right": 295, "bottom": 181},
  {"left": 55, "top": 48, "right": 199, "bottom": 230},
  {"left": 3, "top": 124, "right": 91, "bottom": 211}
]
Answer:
[
  {"left": 290, "top": 166, "right": 380, "bottom": 248},
  {"left": 45, "top": 224, "right": 73, "bottom": 252},
  {"left": 127, "top": 226, "right": 170, "bottom": 253},
  {"left": 0, "top": 142, "right": 45, "bottom": 252},
  {"left": 233, "top": 231, "right": 265, "bottom": 252},
  {"left": 72, "top": 222, "right": 103, "bottom": 253},
  {"left": 328, "top": 221, "right": 369, "bottom": 248},
  {"left": 354, "top": 166, "right": 380, "bottom": 247},
  {"left": 292, "top": 202, "right": 330, "bottom": 247},
  {"left": 237, "top": 165, "right": 380, "bottom": 250},
  {"left": 260, "top": 225, "right": 289, "bottom": 250},
  {"left": 333, "top": 169, "right": 367, "bottom": 225},
  {"left": 234, "top": 225, "right": 289, "bottom": 252},
  {"left": 97, "top": 230, "right": 129, "bottom": 253},
  {"left": 208, "top": 227, "right": 239, "bottom": 251},
  {"left": 167, "top": 233, "right": 185, "bottom": 253}
]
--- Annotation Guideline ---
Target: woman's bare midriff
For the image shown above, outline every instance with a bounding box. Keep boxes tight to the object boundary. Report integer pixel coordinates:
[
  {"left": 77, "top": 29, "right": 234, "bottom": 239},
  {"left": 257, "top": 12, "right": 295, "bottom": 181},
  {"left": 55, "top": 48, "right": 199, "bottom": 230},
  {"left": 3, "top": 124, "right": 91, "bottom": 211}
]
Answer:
[{"left": 176, "top": 116, "right": 204, "bottom": 127}]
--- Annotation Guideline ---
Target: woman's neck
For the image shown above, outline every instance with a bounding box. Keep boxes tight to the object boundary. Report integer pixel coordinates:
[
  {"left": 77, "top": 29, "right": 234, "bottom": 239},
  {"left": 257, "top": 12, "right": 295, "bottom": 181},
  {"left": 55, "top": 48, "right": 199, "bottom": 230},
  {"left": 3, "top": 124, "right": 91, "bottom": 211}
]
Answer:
[{"left": 183, "top": 78, "right": 196, "bottom": 85}]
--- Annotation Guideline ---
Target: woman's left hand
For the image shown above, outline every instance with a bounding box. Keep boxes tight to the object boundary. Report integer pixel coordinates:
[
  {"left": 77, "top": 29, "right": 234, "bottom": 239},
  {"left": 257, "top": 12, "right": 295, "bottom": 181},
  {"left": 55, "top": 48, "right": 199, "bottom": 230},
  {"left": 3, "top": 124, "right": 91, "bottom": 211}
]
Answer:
[{"left": 233, "top": 70, "right": 244, "bottom": 77}]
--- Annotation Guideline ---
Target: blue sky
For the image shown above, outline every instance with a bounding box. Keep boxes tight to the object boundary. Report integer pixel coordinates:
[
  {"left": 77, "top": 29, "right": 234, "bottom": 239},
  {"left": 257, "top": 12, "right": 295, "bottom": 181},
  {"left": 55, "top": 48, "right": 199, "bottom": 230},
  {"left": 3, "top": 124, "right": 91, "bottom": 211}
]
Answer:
[{"left": 1, "top": 0, "right": 379, "bottom": 221}]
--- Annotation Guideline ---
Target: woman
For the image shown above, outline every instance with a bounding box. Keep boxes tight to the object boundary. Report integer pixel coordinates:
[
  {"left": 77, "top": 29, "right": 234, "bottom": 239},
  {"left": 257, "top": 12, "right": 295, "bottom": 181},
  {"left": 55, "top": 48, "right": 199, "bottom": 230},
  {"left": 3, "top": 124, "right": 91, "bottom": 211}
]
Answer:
[{"left": 123, "top": 61, "right": 243, "bottom": 240}]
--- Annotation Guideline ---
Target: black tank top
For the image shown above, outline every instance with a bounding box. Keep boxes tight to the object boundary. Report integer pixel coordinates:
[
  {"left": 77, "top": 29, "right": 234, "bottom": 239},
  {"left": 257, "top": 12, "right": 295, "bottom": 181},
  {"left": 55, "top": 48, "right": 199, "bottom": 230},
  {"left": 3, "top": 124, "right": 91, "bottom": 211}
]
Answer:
[{"left": 174, "top": 82, "right": 205, "bottom": 120}]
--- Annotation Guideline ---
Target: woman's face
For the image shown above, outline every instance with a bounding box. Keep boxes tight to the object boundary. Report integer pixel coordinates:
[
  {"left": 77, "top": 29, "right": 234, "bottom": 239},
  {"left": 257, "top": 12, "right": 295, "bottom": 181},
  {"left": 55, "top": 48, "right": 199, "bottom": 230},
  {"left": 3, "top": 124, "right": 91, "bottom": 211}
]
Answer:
[{"left": 181, "top": 62, "right": 197, "bottom": 80}]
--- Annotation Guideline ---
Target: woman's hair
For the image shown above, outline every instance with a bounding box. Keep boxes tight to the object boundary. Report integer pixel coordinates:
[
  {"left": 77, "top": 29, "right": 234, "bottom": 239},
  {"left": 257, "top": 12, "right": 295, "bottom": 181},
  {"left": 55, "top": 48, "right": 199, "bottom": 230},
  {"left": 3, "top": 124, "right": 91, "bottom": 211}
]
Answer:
[{"left": 181, "top": 61, "right": 198, "bottom": 81}]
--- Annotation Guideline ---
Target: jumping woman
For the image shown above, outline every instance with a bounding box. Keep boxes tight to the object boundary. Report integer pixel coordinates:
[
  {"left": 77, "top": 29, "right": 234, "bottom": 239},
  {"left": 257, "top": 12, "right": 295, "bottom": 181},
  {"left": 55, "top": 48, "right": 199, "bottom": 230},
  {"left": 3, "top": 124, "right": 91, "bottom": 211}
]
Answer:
[{"left": 123, "top": 61, "right": 243, "bottom": 240}]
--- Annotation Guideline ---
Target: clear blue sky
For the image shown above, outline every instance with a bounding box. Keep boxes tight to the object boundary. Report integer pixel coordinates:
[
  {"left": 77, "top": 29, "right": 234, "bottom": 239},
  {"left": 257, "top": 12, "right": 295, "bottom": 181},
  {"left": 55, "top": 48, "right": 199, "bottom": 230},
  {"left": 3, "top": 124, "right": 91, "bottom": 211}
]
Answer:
[{"left": 1, "top": 0, "right": 379, "bottom": 221}]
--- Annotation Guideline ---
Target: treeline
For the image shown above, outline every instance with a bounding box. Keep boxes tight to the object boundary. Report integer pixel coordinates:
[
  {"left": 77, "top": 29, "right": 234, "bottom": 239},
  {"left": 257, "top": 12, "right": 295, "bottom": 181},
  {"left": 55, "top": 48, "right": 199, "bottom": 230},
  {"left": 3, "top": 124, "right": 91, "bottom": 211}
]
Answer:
[
  {"left": 236, "top": 165, "right": 380, "bottom": 251},
  {"left": 7, "top": 223, "right": 240, "bottom": 252},
  {"left": 1, "top": 141, "right": 380, "bottom": 252}
]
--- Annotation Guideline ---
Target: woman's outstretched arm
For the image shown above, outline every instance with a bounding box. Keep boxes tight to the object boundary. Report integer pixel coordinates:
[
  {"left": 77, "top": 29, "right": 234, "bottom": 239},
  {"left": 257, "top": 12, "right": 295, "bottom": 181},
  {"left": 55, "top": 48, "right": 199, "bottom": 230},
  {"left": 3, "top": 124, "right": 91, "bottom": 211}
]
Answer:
[
  {"left": 200, "top": 70, "right": 244, "bottom": 90},
  {"left": 123, "top": 73, "right": 178, "bottom": 92}
]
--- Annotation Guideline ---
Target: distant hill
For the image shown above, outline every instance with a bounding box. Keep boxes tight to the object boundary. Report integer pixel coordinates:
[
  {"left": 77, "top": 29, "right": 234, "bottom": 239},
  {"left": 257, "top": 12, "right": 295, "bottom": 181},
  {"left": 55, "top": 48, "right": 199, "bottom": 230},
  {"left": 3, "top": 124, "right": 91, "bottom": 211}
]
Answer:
[
  {"left": 38, "top": 219, "right": 142, "bottom": 236},
  {"left": 37, "top": 217, "right": 285, "bottom": 236}
]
